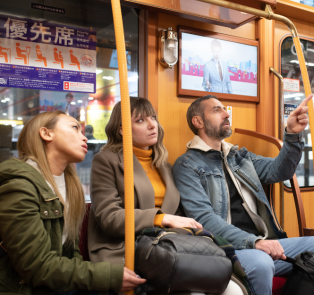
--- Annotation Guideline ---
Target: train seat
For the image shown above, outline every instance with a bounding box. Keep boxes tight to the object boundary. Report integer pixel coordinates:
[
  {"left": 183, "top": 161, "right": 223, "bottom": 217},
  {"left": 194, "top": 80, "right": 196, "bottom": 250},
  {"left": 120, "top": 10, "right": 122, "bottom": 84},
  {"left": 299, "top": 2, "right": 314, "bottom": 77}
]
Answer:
[{"left": 79, "top": 129, "right": 312, "bottom": 294}]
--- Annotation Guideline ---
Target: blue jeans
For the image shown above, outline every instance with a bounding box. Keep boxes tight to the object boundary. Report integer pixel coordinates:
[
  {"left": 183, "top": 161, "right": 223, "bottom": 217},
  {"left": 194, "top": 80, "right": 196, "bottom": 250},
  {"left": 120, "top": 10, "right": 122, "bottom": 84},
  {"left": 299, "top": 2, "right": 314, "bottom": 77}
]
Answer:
[
  {"left": 54, "top": 291, "right": 117, "bottom": 295},
  {"left": 235, "top": 236, "right": 314, "bottom": 295}
]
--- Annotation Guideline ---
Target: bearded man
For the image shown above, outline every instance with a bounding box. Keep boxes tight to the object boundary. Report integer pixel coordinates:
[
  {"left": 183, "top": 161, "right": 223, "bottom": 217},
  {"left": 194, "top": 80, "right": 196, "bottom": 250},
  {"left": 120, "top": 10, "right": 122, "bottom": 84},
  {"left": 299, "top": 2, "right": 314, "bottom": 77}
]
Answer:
[{"left": 172, "top": 94, "right": 314, "bottom": 295}]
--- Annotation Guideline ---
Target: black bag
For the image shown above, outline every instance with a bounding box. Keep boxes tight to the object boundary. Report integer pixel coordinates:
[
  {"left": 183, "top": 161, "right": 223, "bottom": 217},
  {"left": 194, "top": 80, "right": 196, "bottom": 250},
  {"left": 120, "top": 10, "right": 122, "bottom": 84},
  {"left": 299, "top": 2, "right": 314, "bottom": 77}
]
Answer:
[
  {"left": 135, "top": 230, "right": 232, "bottom": 294},
  {"left": 280, "top": 251, "right": 314, "bottom": 295}
]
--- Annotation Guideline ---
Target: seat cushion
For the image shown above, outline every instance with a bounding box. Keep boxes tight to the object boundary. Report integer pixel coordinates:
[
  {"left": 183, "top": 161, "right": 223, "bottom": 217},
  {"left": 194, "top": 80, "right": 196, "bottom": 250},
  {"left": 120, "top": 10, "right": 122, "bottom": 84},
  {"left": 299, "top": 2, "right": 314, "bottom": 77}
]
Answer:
[{"left": 272, "top": 277, "right": 287, "bottom": 295}]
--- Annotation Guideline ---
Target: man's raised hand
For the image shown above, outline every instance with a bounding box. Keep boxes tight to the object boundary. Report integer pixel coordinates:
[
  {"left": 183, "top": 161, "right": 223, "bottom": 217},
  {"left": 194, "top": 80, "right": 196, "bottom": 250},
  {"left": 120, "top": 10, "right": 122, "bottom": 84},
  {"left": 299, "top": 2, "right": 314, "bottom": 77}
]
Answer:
[{"left": 286, "top": 94, "right": 313, "bottom": 134}]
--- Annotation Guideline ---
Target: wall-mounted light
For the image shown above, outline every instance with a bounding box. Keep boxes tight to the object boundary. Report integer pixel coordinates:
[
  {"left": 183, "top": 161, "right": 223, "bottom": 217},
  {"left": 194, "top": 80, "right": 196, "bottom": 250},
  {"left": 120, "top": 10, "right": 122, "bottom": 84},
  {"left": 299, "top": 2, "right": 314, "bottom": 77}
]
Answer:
[{"left": 159, "top": 27, "right": 178, "bottom": 68}]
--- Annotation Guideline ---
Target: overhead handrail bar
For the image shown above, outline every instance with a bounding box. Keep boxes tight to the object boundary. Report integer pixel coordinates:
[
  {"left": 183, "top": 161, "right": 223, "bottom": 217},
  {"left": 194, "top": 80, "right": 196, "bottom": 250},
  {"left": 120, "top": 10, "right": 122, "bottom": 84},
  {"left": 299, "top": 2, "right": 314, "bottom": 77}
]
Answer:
[{"left": 111, "top": 1, "right": 135, "bottom": 294}]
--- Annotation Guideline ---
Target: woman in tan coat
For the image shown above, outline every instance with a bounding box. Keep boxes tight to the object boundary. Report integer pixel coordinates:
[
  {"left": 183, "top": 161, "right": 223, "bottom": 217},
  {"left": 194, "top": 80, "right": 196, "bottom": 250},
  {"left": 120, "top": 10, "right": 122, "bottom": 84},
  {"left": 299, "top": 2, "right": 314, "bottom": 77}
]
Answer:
[
  {"left": 88, "top": 97, "right": 245, "bottom": 295},
  {"left": 88, "top": 97, "right": 202, "bottom": 265}
]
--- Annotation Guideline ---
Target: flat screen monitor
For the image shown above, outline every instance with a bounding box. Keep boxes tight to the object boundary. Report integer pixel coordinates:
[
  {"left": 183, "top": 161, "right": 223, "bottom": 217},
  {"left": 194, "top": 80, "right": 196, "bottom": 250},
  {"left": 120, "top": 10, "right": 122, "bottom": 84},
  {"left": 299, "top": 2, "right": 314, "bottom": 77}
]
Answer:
[{"left": 178, "top": 26, "right": 259, "bottom": 103}]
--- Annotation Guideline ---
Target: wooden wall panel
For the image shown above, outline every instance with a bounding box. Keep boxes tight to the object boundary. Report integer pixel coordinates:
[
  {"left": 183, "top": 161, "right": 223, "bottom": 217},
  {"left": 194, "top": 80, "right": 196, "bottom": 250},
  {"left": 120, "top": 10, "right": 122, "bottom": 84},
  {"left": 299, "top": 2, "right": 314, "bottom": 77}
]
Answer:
[
  {"left": 152, "top": 13, "right": 257, "bottom": 164},
  {"left": 256, "top": 19, "right": 275, "bottom": 137},
  {"left": 147, "top": 11, "right": 159, "bottom": 112},
  {"left": 146, "top": 3, "right": 313, "bottom": 239}
]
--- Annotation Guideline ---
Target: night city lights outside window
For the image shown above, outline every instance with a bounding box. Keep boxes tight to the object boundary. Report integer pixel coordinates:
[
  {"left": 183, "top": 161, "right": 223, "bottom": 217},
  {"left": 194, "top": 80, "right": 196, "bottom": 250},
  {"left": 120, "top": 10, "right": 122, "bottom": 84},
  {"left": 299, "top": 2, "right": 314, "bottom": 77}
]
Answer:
[{"left": 0, "top": 1, "right": 139, "bottom": 201}]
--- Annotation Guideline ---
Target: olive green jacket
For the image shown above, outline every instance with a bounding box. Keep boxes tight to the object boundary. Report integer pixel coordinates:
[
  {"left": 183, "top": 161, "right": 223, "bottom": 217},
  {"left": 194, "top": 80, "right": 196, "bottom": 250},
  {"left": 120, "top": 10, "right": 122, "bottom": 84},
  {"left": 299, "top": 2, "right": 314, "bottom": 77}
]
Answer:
[{"left": 0, "top": 158, "right": 123, "bottom": 295}]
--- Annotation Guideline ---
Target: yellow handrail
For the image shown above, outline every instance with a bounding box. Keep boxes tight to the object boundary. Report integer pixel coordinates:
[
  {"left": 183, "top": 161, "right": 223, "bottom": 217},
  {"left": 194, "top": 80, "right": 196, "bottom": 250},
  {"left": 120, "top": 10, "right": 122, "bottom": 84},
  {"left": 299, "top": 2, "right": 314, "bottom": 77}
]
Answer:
[{"left": 111, "top": 1, "right": 135, "bottom": 295}]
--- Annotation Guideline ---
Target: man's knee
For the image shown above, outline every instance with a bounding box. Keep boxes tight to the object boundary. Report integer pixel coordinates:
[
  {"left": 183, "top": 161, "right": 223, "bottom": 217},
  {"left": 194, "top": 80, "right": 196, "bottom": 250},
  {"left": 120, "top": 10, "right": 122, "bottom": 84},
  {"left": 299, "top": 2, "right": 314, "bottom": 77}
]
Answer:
[
  {"left": 239, "top": 249, "right": 275, "bottom": 278},
  {"left": 255, "top": 252, "right": 275, "bottom": 276},
  {"left": 302, "top": 236, "right": 314, "bottom": 249}
]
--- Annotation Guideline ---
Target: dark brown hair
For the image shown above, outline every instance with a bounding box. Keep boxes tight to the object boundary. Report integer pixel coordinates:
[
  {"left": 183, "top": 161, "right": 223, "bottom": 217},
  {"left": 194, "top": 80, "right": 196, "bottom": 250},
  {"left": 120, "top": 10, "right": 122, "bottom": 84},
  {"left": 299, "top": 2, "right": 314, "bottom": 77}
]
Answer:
[
  {"left": 103, "top": 97, "right": 168, "bottom": 167},
  {"left": 186, "top": 95, "right": 219, "bottom": 135}
]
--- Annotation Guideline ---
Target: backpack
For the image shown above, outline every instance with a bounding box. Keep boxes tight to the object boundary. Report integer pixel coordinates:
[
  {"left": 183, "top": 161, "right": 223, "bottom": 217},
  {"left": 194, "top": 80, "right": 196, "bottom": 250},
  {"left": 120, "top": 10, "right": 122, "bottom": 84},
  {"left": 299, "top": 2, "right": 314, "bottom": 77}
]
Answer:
[{"left": 281, "top": 251, "right": 314, "bottom": 295}]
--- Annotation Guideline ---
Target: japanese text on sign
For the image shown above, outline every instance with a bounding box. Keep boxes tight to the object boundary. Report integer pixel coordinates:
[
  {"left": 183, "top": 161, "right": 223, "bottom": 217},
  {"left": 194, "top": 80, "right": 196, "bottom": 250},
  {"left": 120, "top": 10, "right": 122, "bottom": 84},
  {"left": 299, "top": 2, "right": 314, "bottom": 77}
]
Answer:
[
  {"left": 284, "top": 104, "right": 298, "bottom": 116},
  {"left": 31, "top": 3, "right": 65, "bottom": 14},
  {"left": 283, "top": 78, "right": 300, "bottom": 92},
  {"left": 0, "top": 14, "right": 96, "bottom": 93}
]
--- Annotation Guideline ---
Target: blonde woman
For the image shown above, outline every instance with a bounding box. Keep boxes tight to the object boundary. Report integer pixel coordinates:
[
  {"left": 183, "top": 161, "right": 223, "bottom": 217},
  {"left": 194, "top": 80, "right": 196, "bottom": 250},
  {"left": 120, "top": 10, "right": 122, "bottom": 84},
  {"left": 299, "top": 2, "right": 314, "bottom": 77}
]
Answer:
[
  {"left": 88, "top": 97, "right": 245, "bottom": 295},
  {"left": 0, "top": 111, "right": 145, "bottom": 295}
]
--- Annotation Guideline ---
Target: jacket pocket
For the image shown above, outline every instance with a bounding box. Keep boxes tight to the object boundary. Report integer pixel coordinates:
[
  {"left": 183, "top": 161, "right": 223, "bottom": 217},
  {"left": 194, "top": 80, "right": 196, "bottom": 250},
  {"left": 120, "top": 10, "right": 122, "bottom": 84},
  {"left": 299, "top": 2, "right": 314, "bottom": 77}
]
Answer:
[
  {"left": 39, "top": 198, "right": 63, "bottom": 220},
  {"left": 0, "top": 257, "right": 26, "bottom": 294},
  {"left": 199, "top": 168, "right": 223, "bottom": 213},
  {"left": 90, "top": 240, "right": 124, "bottom": 252},
  {"left": 235, "top": 169, "right": 259, "bottom": 192}
]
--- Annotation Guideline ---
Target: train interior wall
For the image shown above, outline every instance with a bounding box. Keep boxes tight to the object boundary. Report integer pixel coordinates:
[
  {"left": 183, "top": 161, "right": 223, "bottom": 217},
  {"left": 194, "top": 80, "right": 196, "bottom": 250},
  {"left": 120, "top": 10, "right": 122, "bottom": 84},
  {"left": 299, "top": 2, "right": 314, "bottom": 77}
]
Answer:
[
  {"left": 274, "top": 17, "right": 314, "bottom": 238},
  {"left": 146, "top": 10, "right": 314, "bottom": 238}
]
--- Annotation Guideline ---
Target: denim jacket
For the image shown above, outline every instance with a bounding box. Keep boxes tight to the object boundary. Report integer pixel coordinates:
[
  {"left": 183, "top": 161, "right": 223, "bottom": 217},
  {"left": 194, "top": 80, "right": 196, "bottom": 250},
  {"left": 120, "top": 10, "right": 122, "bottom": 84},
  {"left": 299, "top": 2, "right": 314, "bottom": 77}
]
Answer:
[{"left": 172, "top": 132, "right": 304, "bottom": 250}]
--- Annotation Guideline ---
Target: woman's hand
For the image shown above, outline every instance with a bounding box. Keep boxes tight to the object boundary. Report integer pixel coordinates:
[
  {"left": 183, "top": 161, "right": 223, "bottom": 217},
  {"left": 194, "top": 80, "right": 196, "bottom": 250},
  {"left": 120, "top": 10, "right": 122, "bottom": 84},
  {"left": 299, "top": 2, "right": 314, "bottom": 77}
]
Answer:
[
  {"left": 161, "top": 214, "right": 203, "bottom": 229},
  {"left": 120, "top": 267, "right": 146, "bottom": 293}
]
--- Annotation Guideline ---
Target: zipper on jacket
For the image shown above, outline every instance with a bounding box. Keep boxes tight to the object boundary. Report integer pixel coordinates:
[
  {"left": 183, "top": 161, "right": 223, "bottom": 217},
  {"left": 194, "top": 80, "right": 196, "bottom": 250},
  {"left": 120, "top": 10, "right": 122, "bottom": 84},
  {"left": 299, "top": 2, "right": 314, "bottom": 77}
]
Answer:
[
  {"left": 18, "top": 280, "right": 25, "bottom": 294},
  {"left": 223, "top": 153, "right": 276, "bottom": 237},
  {"left": 222, "top": 151, "right": 259, "bottom": 193},
  {"left": 235, "top": 169, "right": 259, "bottom": 192}
]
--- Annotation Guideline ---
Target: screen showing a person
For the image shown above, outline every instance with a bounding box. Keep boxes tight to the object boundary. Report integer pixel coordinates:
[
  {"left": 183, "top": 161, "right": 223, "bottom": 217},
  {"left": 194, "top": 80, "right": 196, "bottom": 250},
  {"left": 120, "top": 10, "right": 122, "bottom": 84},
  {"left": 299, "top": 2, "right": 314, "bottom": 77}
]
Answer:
[{"left": 181, "top": 32, "right": 258, "bottom": 97}]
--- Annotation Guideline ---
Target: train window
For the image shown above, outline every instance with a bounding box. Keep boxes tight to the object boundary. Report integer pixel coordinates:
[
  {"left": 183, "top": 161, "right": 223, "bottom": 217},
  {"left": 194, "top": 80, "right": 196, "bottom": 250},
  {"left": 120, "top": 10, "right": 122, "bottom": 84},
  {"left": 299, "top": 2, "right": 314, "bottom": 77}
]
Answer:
[
  {"left": 0, "top": 0, "right": 139, "bottom": 201},
  {"left": 281, "top": 36, "right": 314, "bottom": 188}
]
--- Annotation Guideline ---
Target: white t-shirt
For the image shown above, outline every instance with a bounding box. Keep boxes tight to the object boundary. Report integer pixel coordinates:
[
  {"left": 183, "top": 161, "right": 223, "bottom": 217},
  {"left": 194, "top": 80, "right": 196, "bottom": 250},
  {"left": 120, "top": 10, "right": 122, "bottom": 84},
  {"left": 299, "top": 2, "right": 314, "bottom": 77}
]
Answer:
[{"left": 26, "top": 159, "right": 68, "bottom": 244}]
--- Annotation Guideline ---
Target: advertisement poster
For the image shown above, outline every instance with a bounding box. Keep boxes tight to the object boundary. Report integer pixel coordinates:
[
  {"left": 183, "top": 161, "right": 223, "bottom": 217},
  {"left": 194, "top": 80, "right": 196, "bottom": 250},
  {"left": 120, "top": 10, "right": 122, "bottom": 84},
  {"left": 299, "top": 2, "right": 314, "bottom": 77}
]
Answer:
[
  {"left": 283, "top": 78, "right": 300, "bottom": 92},
  {"left": 284, "top": 103, "right": 298, "bottom": 127},
  {"left": 0, "top": 14, "right": 96, "bottom": 93},
  {"left": 181, "top": 32, "right": 258, "bottom": 96},
  {"left": 290, "top": 0, "right": 314, "bottom": 7}
]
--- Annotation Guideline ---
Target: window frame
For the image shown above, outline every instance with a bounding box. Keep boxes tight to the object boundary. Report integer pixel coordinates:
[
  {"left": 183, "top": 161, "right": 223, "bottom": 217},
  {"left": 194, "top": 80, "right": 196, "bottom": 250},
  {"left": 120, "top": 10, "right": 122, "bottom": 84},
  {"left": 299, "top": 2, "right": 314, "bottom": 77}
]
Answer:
[{"left": 279, "top": 33, "right": 314, "bottom": 192}]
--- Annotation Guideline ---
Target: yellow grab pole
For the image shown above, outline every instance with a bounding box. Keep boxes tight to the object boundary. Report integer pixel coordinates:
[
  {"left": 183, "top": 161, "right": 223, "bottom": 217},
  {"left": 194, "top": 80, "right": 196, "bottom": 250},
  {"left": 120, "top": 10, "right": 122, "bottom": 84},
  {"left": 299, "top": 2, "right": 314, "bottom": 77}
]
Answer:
[
  {"left": 111, "top": 1, "right": 134, "bottom": 294},
  {"left": 198, "top": 0, "right": 314, "bottom": 179},
  {"left": 293, "top": 36, "right": 314, "bottom": 135}
]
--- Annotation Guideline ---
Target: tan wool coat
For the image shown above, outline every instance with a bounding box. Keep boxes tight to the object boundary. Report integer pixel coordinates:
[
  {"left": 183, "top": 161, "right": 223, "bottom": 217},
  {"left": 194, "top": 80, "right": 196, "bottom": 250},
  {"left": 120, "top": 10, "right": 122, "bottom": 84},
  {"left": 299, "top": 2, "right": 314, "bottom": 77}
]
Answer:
[{"left": 88, "top": 148, "right": 181, "bottom": 264}]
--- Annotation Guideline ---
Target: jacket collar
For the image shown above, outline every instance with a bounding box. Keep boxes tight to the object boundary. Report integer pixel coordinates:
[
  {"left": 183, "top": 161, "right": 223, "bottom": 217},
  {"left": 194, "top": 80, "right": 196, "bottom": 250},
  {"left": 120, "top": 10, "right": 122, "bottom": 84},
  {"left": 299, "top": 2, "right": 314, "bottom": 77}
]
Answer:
[
  {"left": 117, "top": 149, "right": 179, "bottom": 214},
  {"left": 0, "top": 158, "right": 58, "bottom": 201},
  {"left": 186, "top": 135, "right": 235, "bottom": 156},
  {"left": 159, "top": 164, "right": 180, "bottom": 214}
]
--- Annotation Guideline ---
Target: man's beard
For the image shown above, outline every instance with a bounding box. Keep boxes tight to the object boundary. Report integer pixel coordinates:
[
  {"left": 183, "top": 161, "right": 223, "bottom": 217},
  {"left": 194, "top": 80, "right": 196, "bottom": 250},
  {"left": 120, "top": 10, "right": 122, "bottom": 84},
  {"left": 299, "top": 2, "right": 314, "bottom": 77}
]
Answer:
[{"left": 204, "top": 118, "right": 232, "bottom": 140}]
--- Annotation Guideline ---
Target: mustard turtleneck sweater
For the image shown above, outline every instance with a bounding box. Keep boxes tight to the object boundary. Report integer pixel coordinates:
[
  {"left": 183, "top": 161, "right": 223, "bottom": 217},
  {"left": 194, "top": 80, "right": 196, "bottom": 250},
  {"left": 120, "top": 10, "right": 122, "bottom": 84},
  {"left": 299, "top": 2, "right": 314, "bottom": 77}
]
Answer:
[{"left": 133, "top": 146, "right": 166, "bottom": 227}]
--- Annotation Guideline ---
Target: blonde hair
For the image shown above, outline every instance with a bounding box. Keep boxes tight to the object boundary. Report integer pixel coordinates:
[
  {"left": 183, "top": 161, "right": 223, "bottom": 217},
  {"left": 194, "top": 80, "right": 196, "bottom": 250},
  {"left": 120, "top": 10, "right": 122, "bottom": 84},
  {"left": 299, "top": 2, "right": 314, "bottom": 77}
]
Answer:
[
  {"left": 17, "top": 111, "right": 85, "bottom": 247},
  {"left": 103, "top": 97, "right": 168, "bottom": 168}
]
